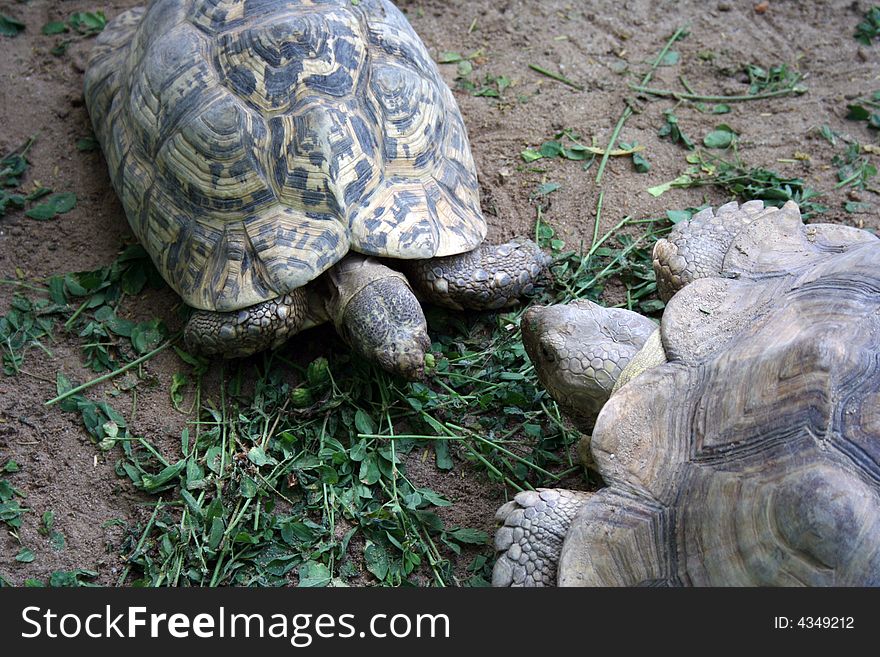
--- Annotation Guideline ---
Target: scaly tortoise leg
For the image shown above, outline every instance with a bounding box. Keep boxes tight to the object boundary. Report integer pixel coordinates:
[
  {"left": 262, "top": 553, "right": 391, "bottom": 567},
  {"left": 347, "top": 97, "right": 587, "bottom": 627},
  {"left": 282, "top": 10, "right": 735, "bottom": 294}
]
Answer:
[
  {"left": 183, "top": 289, "right": 320, "bottom": 358},
  {"left": 652, "top": 199, "right": 774, "bottom": 302},
  {"left": 403, "top": 238, "right": 552, "bottom": 310},
  {"left": 493, "top": 488, "right": 593, "bottom": 587},
  {"left": 494, "top": 487, "right": 673, "bottom": 587}
]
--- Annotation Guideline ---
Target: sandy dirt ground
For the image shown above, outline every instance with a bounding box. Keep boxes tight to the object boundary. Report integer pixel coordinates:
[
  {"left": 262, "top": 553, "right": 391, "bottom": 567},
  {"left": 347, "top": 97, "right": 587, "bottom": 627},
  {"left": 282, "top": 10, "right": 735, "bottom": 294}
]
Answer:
[{"left": 1, "top": 0, "right": 878, "bottom": 585}]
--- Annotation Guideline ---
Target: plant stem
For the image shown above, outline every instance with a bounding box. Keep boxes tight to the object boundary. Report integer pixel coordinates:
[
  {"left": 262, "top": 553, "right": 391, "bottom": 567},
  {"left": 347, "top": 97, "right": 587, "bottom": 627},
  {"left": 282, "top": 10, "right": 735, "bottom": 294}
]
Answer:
[
  {"left": 678, "top": 75, "right": 697, "bottom": 95},
  {"left": 0, "top": 279, "right": 47, "bottom": 293},
  {"left": 45, "top": 337, "right": 178, "bottom": 405},
  {"left": 589, "top": 189, "right": 605, "bottom": 255},
  {"left": 117, "top": 498, "right": 163, "bottom": 586},
  {"left": 589, "top": 215, "right": 632, "bottom": 257},
  {"left": 629, "top": 85, "right": 806, "bottom": 102},
  {"left": 528, "top": 63, "right": 584, "bottom": 90},
  {"left": 63, "top": 298, "right": 90, "bottom": 329}
]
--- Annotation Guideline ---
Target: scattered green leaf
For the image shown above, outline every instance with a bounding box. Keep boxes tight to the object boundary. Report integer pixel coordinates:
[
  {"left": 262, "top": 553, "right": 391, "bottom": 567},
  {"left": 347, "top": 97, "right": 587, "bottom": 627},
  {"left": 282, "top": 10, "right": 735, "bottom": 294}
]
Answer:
[
  {"left": 41, "top": 21, "right": 69, "bottom": 35},
  {"left": 846, "top": 91, "right": 880, "bottom": 130},
  {"left": 658, "top": 50, "right": 680, "bottom": 66},
  {"left": 658, "top": 110, "right": 696, "bottom": 150},
  {"left": 703, "top": 125, "right": 737, "bottom": 149},
  {"left": 844, "top": 201, "right": 873, "bottom": 213},
  {"left": 76, "top": 137, "right": 100, "bottom": 152},
  {"left": 16, "top": 548, "right": 36, "bottom": 563},
  {"left": 855, "top": 6, "right": 880, "bottom": 45},
  {"left": 0, "top": 14, "right": 25, "bottom": 37},
  {"left": 25, "top": 192, "right": 77, "bottom": 220},
  {"left": 68, "top": 11, "right": 106, "bottom": 36},
  {"left": 743, "top": 63, "right": 801, "bottom": 95},
  {"left": 833, "top": 142, "right": 877, "bottom": 190},
  {"left": 694, "top": 103, "right": 731, "bottom": 114}
]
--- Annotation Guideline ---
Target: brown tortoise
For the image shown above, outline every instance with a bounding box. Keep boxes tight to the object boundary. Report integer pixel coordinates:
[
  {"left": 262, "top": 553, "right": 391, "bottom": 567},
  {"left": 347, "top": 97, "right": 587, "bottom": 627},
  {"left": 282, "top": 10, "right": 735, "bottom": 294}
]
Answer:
[
  {"left": 84, "top": 0, "right": 548, "bottom": 379},
  {"left": 494, "top": 200, "right": 880, "bottom": 586}
]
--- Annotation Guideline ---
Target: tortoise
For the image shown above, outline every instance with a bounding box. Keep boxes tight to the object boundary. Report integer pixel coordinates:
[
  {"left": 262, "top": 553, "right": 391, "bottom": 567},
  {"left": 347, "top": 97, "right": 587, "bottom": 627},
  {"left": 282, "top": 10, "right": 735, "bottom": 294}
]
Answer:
[
  {"left": 83, "top": 0, "right": 548, "bottom": 380},
  {"left": 493, "top": 200, "right": 880, "bottom": 586}
]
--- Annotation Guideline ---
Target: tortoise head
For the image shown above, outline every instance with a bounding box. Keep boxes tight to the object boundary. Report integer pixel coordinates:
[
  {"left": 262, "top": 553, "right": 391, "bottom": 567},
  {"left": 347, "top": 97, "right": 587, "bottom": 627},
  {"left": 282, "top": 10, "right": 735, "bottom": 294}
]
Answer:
[{"left": 521, "top": 300, "right": 656, "bottom": 431}]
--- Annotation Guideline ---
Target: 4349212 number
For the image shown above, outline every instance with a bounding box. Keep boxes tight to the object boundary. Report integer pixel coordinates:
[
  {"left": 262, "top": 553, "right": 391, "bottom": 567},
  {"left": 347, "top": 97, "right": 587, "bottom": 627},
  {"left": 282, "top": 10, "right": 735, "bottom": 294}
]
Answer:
[{"left": 774, "top": 617, "right": 854, "bottom": 629}]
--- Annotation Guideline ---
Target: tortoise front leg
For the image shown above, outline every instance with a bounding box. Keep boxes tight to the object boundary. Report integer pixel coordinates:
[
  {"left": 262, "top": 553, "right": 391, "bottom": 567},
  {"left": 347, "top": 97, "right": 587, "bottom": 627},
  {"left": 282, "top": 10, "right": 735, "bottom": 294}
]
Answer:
[
  {"left": 403, "top": 238, "right": 552, "bottom": 311},
  {"left": 493, "top": 488, "right": 593, "bottom": 586},
  {"left": 184, "top": 289, "right": 318, "bottom": 358}
]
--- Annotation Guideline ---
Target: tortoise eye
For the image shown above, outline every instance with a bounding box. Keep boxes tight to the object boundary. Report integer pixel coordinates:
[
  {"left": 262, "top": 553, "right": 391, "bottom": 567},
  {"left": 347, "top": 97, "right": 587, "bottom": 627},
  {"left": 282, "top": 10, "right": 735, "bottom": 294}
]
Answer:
[{"left": 541, "top": 344, "right": 555, "bottom": 362}]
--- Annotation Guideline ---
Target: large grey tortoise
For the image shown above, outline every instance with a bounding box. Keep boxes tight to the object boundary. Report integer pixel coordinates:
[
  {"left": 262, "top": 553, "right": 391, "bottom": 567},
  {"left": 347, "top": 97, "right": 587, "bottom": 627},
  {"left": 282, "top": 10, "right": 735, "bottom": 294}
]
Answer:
[
  {"left": 83, "top": 0, "right": 548, "bottom": 380},
  {"left": 494, "top": 200, "right": 880, "bottom": 586}
]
